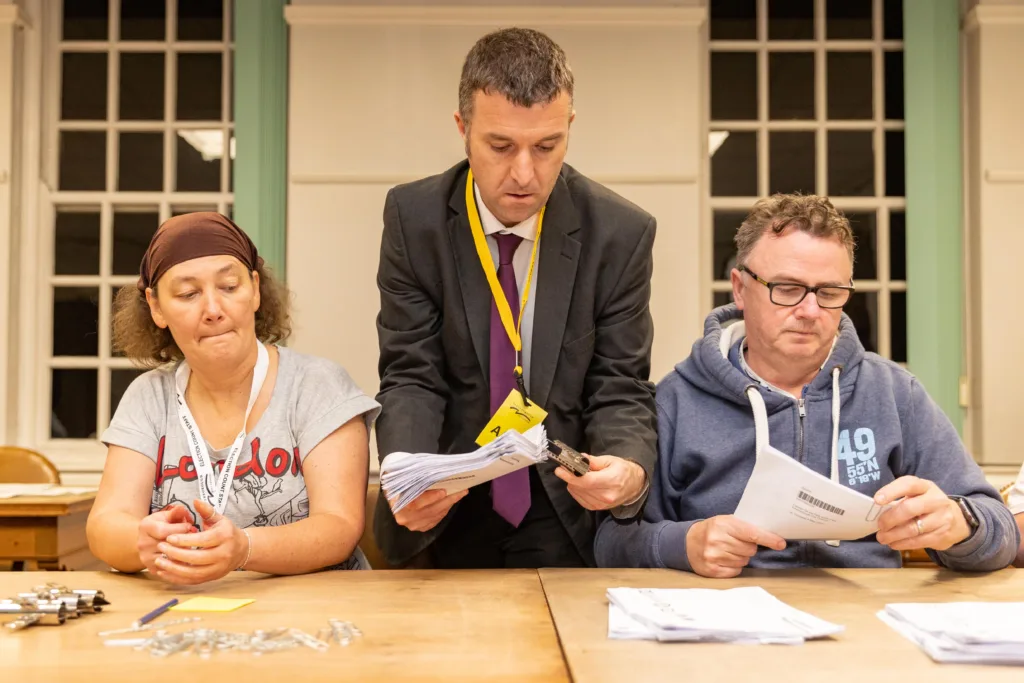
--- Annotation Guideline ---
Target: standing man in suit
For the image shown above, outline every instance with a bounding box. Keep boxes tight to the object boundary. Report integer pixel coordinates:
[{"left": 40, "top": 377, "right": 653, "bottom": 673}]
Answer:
[{"left": 373, "top": 28, "right": 658, "bottom": 568}]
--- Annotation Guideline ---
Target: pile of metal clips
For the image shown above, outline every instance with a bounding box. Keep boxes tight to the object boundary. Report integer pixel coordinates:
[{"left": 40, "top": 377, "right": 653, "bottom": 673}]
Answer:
[
  {"left": 101, "top": 619, "right": 362, "bottom": 657},
  {"left": 1, "top": 582, "right": 110, "bottom": 631}
]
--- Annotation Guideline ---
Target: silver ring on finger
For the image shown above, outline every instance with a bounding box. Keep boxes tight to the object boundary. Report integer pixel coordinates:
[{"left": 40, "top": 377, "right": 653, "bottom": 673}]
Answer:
[{"left": 915, "top": 517, "right": 924, "bottom": 535}]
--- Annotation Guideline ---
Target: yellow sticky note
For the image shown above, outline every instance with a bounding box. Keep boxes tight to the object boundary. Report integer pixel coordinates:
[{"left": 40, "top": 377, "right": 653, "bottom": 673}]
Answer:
[
  {"left": 475, "top": 389, "right": 548, "bottom": 446},
  {"left": 170, "top": 597, "right": 255, "bottom": 612}
]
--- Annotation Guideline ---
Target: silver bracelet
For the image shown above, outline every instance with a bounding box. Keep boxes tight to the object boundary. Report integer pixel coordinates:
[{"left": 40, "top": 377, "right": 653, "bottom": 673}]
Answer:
[{"left": 237, "top": 528, "right": 253, "bottom": 571}]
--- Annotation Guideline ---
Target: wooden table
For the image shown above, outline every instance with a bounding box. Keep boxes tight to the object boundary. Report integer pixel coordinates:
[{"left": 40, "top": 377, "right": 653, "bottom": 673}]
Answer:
[
  {"left": 0, "top": 493, "right": 101, "bottom": 570},
  {"left": 0, "top": 570, "right": 570, "bottom": 682},
  {"left": 539, "top": 568, "right": 1024, "bottom": 683}
]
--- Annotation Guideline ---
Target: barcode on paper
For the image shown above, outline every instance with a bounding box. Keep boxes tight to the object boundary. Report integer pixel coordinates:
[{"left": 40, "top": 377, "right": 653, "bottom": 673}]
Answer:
[{"left": 797, "top": 490, "right": 846, "bottom": 516}]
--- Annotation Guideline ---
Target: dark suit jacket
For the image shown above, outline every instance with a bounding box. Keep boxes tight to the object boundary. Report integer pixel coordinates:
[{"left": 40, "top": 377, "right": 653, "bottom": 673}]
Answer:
[{"left": 373, "top": 160, "right": 658, "bottom": 566}]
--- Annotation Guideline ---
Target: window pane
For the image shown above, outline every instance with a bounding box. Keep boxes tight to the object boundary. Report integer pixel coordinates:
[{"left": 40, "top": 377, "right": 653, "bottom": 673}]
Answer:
[
  {"left": 768, "top": 0, "right": 814, "bottom": 40},
  {"left": 113, "top": 210, "right": 159, "bottom": 275},
  {"left": 120, "top": 0, "right": 166, "bottom": 41},
  {"left": 827, "top": 52, "right": 873, "bottom": 120},
  {"left": 769, "top": 53, "right": 814, "bottom": 120},
  {"left": 884, "top": 51, "right": 904, "bottom": 120},
  {"left": 845, "top": 291, "right": 877, "bottom": 354},
  {"left": 827, "top": 131, "right": 874, "bottom": 196},
  {"left": 118, "top": 132, "right": 164, "bottom": 191},
  {"left": 884, "top": 0, "right": 903, "bottom": 40},
  {"left": 710, "top": 0, "right": 756, "bottom": 40},
  {"left": 711, "top": 52, "right": 757, "bottom": 121},
  {"left": 119, "top": 53, "right": 165, "bottom": 121},
  {"left": 889, "top": 210, "right": 906, "bottom": 280},
  {"left": 110, "top": 368, "right": 146, "bottom": 421},
  {"left": 176, "top": 130, "right": 222, "bottom": 191},
  {"left": 51, "top": 369, "right": 97, "bottom": 439},
  {"left": 53, "top": 287, "right": 99, "bottom": 357},
  {"left": 59, "top": 131, "right": 106, "bottom": 191},
  {"left": 178, "top": 0, "right": 223, "bottom": 40},
  {"left": 770, "top": 131, "right": 815, "bottom": 194},
  {"left": 172, "top": 204, "right": 218, "bottom": 218},
  {"left": 769, "top": 131, "right": 815, "bottom": 195},
  {"left": 826, "top": 0, "right": 872, "bottom": 39},
  {"left": 54, "top": 211, "right": 100, "bottom": 275},
  {"left": 885, "top": 130, "right": 905, "bottom": 197},
  {"left": 711, "top": 131, "right": 757, "bottom": 197},
  {"left": 713, "top": 291, "right": 733, "bottom": 309},
  {"left": 713, "top": 211, "right": 747, "bottom": 280},
  {"left": 61, "top": 52, "right": 107, "bottom": 120},
  {"left": 891, "top": 291, "right": 907, "bottom": 363},
  {"left": 845, "top": 212, "right": 877, "bottom": 280},
  {"left": 63, "top": 0, "right": 108, "bottom": 40},
  {"left": 177, "top": 53, "right": 223, "bottom": 121}
]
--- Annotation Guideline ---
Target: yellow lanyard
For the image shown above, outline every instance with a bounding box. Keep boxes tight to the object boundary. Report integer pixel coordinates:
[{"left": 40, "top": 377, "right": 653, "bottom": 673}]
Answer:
[{"left": 465, "top": 169, "right": 544, "bottom": 378}]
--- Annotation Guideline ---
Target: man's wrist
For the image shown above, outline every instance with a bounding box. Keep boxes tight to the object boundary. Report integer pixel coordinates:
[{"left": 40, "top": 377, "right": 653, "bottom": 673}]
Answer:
[
  {"left": 622, "top": 460, "right": 648, "bottom": 506},
  {"left": 948, "top": 496, "right": 979, "bottom": 545}
]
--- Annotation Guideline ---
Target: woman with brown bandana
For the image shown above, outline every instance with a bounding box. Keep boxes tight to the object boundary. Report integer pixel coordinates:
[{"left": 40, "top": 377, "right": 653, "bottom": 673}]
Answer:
[{"left": 86, "top": 212, "right": 380, "bottom": 584}]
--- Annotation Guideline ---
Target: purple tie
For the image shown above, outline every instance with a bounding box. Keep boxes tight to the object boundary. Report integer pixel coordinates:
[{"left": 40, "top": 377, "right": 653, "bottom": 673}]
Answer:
[{"left": 489, "top": 233, "right": 531, "bottom": 527}]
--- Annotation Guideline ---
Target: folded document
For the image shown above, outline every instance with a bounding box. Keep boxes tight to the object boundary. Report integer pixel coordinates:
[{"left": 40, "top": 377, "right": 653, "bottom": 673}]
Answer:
[
  {"left": 733, "top": 444, "right": 893, "bottom": 541},
  {"left": 878, "top": 602, "right": 1024, "bottom": 665},
  {"left": 607, "top": 586, "right": 844, "bottom": 645},
  {"left": 380, "top": 425, "right": 548, "bottom": 513}
]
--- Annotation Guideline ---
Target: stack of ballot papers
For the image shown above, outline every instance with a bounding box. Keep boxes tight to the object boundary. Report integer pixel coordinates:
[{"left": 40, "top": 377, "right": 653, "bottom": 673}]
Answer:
[
  {"left": 380, "top": 425, "right": 547, "bottom": 514},
  {"left": 878, "top": 602, "right": 1024, "bottom": 665},
  {"left": 607, "top": 586, "right": 844, "bottom": 645},
  {"left": 733, "top": 444, "right": 894, "bottom": 541}
]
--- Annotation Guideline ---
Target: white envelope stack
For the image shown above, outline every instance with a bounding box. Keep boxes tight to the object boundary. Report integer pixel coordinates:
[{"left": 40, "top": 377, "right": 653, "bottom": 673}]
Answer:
[
  {"left": 878, "top": 602, "right": 1024, "bottom": 665},
  {"left": 607, "top": 586, "right": 844, "bottom": 645}
]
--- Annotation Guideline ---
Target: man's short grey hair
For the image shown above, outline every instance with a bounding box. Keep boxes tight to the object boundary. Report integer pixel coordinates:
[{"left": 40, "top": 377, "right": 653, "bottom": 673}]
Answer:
[
  {"left": 458, "top": 27, "right": 574, "bottom": 126},
  {"left": 735, "top": 193, "right": 856, "bottom": 268}
]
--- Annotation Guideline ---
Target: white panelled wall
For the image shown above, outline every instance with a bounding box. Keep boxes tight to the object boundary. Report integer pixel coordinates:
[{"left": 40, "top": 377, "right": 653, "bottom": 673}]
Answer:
[
  {"left": 284, "top": 2, "right": 707, "bottom": 468},
  {"left": 962, "top": 2, "right": 1024, "bottom": 475}
]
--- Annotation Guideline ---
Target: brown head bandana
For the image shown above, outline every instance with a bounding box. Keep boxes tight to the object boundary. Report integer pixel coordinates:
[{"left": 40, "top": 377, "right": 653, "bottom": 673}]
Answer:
[{"left": 137, "top": 212, "right": 263, "bottom": 292}]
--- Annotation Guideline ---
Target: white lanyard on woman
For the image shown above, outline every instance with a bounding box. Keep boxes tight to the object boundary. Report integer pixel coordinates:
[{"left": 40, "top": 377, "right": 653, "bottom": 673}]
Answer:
[{"left": 174, "top": 341, "right": 269, "bottom": 515}]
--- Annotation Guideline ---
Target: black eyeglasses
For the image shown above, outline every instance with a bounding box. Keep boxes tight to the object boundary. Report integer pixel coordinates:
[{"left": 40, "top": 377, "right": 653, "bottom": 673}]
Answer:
[{"left": 739, "top": 266, "right": 854, "bottom": 309}]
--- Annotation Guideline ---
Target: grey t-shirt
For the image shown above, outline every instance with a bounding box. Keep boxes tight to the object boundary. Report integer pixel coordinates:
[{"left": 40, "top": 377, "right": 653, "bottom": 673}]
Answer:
[{"left": 102, "top": 345, "right": 381, "bottom": 570}]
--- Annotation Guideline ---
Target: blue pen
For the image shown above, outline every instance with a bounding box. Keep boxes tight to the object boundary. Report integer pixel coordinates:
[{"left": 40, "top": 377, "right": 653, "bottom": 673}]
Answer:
[{"left": 133, "top": 598, "right": 178, "bottom": 629}]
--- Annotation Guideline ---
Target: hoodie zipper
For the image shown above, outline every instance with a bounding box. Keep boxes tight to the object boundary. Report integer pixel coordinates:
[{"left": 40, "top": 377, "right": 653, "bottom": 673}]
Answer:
[{"left": 796, "top": 398, "right": 807, "bottom": 463}]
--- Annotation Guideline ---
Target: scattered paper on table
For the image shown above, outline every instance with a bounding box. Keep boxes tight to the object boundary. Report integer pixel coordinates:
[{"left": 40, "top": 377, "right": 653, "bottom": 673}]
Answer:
[
  {"left": 170, "top": 597, "right": 255, "bottom": 612},
  {"left": 0, "top": 484, "right": 97, "bottom": 499}
]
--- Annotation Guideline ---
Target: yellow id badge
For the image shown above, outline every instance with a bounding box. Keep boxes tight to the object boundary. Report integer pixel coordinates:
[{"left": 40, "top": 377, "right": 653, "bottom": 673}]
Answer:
[{"left": 475, "top": 389, "right": 548, "bottom": 446}]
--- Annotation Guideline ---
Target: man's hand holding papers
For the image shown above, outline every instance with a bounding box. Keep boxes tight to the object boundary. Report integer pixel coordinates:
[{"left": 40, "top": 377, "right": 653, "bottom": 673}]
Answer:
[
  {"left": 873, "top": 476, "right": 973, "bottom": 552},
  {"left": 686, "top": 516, "right": 787, "bottom": 579},
  {"left": 380, "top": 425, "right": 548, "bottom": 532}
]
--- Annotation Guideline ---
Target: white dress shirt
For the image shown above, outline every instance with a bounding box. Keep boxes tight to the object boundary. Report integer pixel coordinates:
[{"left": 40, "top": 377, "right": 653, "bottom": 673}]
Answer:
[{"left": 474, "top": 183, "right": 541, "bottom": 394}]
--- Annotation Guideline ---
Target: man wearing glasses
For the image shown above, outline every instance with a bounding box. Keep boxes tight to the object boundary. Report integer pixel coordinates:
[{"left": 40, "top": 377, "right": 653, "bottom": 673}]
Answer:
[{"left": 595, "top": 194, "right": 1019, "bottom": 576}]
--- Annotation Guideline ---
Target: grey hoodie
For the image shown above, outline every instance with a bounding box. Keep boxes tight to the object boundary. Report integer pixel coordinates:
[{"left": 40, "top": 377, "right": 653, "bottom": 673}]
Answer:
[{"left": 595, "top": 305, "right": 1019, "bottom": 572}]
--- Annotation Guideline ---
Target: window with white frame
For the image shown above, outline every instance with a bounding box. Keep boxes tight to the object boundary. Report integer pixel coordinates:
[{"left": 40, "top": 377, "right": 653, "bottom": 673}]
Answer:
[
  {"left": 708, "top": 0, "right": 906, "bottom": 361},
  {"left": 45, "top": 0, "right": 233, "bottom": 452}
]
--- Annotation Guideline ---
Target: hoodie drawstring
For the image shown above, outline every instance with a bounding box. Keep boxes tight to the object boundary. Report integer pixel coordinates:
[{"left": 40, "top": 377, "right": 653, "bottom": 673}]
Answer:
[{"left": 746, "top": 385, "right": 770, "bottom": 456}]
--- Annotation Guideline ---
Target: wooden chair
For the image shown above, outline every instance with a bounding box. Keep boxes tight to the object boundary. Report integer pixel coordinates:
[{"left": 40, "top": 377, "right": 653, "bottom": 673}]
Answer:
[
  {"left": 999, "top": 481, "right": 1014, "bottom": 506},
  {"left": 358, "top": 483, "right": 393, "bottom": 570},
  {"left": 0, "top": 446, "right": 60, "bottom": 485},
  {"left": 0, "top": 447, "right": 61, "bottom": 570}
]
